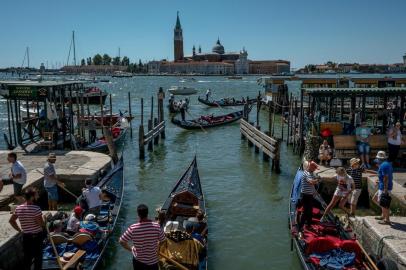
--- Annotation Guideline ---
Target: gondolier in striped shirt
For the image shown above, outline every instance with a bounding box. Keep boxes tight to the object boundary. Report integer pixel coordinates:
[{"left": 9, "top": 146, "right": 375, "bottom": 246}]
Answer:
[
  {"left": 9, "top": 188, "right": 44, "bottom": 270},
  {"left": 119, "top": 204, "right": 166, "bottom": 270},
  {"left": 298, "top": 160, "right": 320, "bottom": 237}
]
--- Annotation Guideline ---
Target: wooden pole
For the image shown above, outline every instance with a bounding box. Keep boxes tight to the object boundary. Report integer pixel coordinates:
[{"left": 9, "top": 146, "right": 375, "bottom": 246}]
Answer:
[
  {"left": 141, "top": 98, "right": 144, "bottom": 126},
  {"left": 268, "top": 101, "right": 272, "bottom": 134},
  {"left": 109, "top": 94, "right": 113, "bottom": 130},
  {"left": 128, "top": 92, "right": 133, "bottom": 138},
  {"left": 255, "top": 126, "right": 260, "bottom": 153},
  {"left": 272, "top": 98, "right": 276, "bottom": 137},
  {"left": 248, "top": 122, "right": 254, "bottom": 147},
  {"left": 14, "top": 99, "right": 22, "bottom": 147},
  {"left": 159, "top": 97, "right": 165, "bottom": 139},
  {"left": 100, "top": 91, "right": 104, "bottom": 134},
  {"left": 154, "top": 118, "right": 159, "bottom": 145},
  {"left": 147, "top": 119, "right": 153, "bottom": 151},
  {"left": 299, "top": 89, "right": 304, "bottom": 154},
  {"left": 139, "top": 124, "right": 145, "bottom": 159},
  {"left": 80, "top": 93, "right": 85, "bottom": 139},
  {"left": 151, "top": 96, "right": 154, "bottom": 121},
  {"left": 6, "top": 100, "right": 13, "bottom": 146},
  {"left": 103, "top": 126, "right": 118, "bottom": 164}
]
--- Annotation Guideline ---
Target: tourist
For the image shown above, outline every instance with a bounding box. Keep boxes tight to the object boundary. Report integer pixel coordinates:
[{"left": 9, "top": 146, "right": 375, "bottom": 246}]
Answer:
[
  {"left": 0, "top": 152, "right": 27, "bottom": 204},
  {"left": 119, "top": 204, "right": 166, "bottom": 270},
  {"left": 373, "top": 151, "right": 393, "bottom": 225},
  {"left": 88, "top": 115, "right": 98, "bottom": 143},
  {"left": 298, "top": 160, "right": 319, "bottom": 236},
  {"left": 320, "top": 167, "right": 354, "bottom": 222},
  {"left": 387, "top": 122, "right": 403, "bottom": 162},
  {"left": 318, "top": 140, "right": 332, "bottom": 166},
  {"left": 79, "top": 213, "right": 100, "bottom": 236},
  {"left": 194, "top": 210, "right": 208, "bottom": 237},
  {"left": 9, "top": 188, "right": 44, "bottom": 270},
  {"left": 82, "top": 178, "right": 102, "bottom": 215},
  {"left": 43, "top": 153, "right": 64, "bottom": 211},
  {"left": 180, "top": 99, "right": 186, "bottom": 121},
  {"left": 66, "top": 205, "right": 83, "bottom": 235},
  {"left": 205, "top": 89, "right": 211, "bottom": 100},
  {"left": 355, "top": 120, "right": 372, "bottom": 168}
]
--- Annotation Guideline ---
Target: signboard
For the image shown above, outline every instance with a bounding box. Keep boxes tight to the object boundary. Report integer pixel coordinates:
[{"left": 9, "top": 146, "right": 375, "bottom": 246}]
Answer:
[{"left": 7, "top": 85, "right": 48, "bottom": 99}]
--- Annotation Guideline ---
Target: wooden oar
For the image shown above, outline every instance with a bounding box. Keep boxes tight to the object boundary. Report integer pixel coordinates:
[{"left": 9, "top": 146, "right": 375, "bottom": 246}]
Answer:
[
  {"left": 62, "top": 249, "right": 86, "bottom": 270},
  {"left": 45, "top": 215, "right": 64, "bottom": 270},
  {"left": 159, "top": 252, "right": 189, "bottom": 270},
  {"left": 36, "top": 169, "right": 78, "bottom": 199},
  {"left": 185, "top": 111, "right": 207, "bottom": 133}
]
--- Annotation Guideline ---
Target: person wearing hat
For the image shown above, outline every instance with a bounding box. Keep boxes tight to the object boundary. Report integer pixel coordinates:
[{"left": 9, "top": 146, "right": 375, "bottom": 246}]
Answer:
[
  {"left": 320, "top": 167, "right": 354, "bottom": 222},
  {"left": 79, "top": 214, "right": 100, "bottom": 236},
  {"left": 298, "top": 160, "right": 320, "bottom": 237},
  {"left": 387, "top": 122, "right": 404, "bottom": 162},
  {"left": 373, "top": 151, "right": 393, "bottom": 225},
  {"left": 355, "top": 120, "right": 373, "bottom": 168},
  {"left": 66, "top": 206, "right": 83, "bottom": 235},
  {"left": 346, "top": 158, "right": 377, "bottom": 216},
  {"left": 43, "top": 153, "right": 65, "bottom": 211}
]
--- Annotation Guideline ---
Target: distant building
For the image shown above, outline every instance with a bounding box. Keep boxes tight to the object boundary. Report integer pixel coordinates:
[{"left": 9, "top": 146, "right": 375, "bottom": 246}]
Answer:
[
  {"left": 61, "top": 65, "right": 127, "bottom": 74},
  {"left": 147, "top": 12, "right": 289, "bottom": 75},
  {"left": 403, "top": 53, "right": 406, "bottom": 66}
]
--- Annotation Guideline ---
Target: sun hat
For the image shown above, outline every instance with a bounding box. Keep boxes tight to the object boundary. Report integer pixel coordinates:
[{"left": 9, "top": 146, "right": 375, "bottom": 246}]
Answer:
[
  {"left": 350, "top": 158, "right": 361, "bottom": 166},
  {"left": 84, "top": 214, "right": 96, "bottom": 222},
  {"left": 376, "top": 151, "right": 387, "bottom": 159}
]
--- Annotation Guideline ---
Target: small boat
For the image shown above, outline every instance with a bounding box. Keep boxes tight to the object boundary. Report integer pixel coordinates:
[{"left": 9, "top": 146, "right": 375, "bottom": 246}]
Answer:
[
  {"left": 168, "top": 86, "right": 198, "bottom": 95},
  {"left": 159, "top": 157, "right": 207, "bottom": 270},
  {"left": 65, "top": 87, "right": 108, "bottom": 105},
  {"left": 289, "top": 169, "right": 379, "bottom": 270},
  {"left": 111, "top": 71, "right": 133, "bottom": 78},
  {"left": 85, "top": 118, "right": 128, "bottom": 152},
  {"left": 42, "top": 157, "right": 124, "bottom": 270},
  {"left": 172, "top": 110, "right": 243, "bottom": 130},
  {"left": 82, "top": 111, "right": 134, "bottom": 127},
  {"left": 198, "top": 97, "right": 257, "bottom": 107},
  {"left": 168, "top": 98, "right": 189, "bottom": 113},
  {"left": 227, "top": 76, "right": 243, "bottom": 80}
]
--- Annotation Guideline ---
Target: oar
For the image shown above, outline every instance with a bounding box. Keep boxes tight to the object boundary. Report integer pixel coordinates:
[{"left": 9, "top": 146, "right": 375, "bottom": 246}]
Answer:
[
  {"left": 36, "top": 169, "right": 78, "bottom": 199},
  {"left": 159, "top": 252, "right": 189, "bottom": 270},
  {"left": 185, "top": 111, "right": 207, "bottom": 133},
  {"left": 45, "top": 214, "right": 64, "bottom": 270}
]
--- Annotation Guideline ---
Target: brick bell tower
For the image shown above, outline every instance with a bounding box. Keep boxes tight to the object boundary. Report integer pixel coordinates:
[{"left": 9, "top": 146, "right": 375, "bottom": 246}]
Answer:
[{"left": 174, "top": 11, "right": 184, "bottom": 62}]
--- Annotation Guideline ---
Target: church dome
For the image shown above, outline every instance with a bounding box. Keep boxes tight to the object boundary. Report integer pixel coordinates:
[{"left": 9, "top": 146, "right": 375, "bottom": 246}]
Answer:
[{"left": 212, "top": 38, "right": 225, "bottom": 54}]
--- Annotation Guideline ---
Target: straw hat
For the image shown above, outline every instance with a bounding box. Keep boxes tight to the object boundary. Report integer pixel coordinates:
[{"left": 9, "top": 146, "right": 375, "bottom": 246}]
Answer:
[
  {"left": 350, "top": 158, "right": 361, "bottom": 166},
  {"left": 376, "top": 151, "right": 387, "bottom": 160}
]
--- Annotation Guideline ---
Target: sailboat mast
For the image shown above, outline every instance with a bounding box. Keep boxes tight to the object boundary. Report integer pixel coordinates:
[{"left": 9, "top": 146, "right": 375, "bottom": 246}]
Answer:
[
  {"left": 27, "top": 47, "right": 30, "bottom": 68},
  {"left": 72, "top": 31, "right": 76, "bottom": 66}
]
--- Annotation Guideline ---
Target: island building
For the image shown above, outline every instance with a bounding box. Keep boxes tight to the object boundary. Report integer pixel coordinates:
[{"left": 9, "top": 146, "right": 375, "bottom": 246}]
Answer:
[{"left": 147, "top": 12, "right": 290, "bottom": 75}]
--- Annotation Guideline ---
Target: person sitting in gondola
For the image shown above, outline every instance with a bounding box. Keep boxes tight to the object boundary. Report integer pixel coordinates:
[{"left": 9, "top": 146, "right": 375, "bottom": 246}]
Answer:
[
  {"left": 320, "top": 167, "right": 354, "bottom": 223},
  {"left": 79, "top": 214, "right": 100, "bottom": 236},
  {"left": 66, "top": 205, "right": 84, "bottom": 235},
  {"left": 298, "top": 160, "right": 320, "bottom": 238},
  {"left": 193, "top": 210, "right": 207, "bottom": 237}
]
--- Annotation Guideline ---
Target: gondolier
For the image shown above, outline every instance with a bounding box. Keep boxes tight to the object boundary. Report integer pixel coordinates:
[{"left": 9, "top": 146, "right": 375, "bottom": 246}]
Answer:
[
  {"left": 119, "top": 204, "right": 166, "bottom": 270},
  {"left": 9, "top": 188, "right": 44, "bottom": 270},
  {"left": 180, "top": 99, "right": 186, "bottom": 121},
  {"left": 43, "top": 153, "right": 65, "bottom": 210},
  {"left": 205, "top": 89, "right": 211, "bottom": 100}
]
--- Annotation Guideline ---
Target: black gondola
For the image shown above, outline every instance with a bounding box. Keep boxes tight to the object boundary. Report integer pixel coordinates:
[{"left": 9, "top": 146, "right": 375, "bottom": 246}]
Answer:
[
  {"left": 42, "top": 157, "right": 124, "bottom": 270},
  {"left": 85, "top": 118, "right": 128, "bottom": 152},
  {"left": 159, "top": 157, "right": 207, "bottom": 270},
  {"left": 198, "top": 96, "right": 256, "bottom": 107},
  {"left": 289, "top": 169, "right": 379, "bottom": 270},
  {"left": 172, "top": 110, "right": 243, "bottom": 130}
]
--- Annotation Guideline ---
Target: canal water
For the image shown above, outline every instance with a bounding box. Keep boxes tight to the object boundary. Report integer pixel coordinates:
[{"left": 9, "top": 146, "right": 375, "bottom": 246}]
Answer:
[{"left": 0, "top": 76, "right": 302, "bottom": 269}]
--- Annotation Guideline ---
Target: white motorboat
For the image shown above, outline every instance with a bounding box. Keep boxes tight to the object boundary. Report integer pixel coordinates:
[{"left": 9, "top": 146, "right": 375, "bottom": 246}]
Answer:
[{"left": 167, "top": 86, "right": 198, "bottom": 95}]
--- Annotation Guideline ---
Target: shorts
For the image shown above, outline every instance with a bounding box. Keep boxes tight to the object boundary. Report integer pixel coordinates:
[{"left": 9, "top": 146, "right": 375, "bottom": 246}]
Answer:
[
  {"left": 377, "top": 189, "right": 391, "bottom": 202},
  {"left": 13, "top": 183, "right": 24, "bottom": 196},
  {"left": 334, "top": 189, "right": 349, "bottom": 197},
  {"left": 348, "top": 189, "right": 362, "bottom": 205},
  {"left": 357, "top": 142, "right": 370, "bottom": 154},
  {"left": 45, "top": 185, "right": 59, "bottom": 201}
]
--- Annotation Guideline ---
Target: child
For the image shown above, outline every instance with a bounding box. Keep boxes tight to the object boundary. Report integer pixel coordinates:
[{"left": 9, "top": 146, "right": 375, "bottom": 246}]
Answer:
[
  {"left": 318, "top": 140, "right": 332, "bottom": 166},
  {"left": 320, "top": 167, "right": 355, "bottom": 222}
]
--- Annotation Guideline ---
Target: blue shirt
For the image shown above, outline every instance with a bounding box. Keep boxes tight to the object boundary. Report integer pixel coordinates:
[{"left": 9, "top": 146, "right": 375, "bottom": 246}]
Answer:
[{"left": 378, "top": 161, "right": 393, "bottom": 191}]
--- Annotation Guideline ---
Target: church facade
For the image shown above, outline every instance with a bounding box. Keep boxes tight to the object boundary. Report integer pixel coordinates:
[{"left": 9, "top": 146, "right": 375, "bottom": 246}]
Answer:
[{"left": 147, "top": 13, "right": 289, "bottom": 75}]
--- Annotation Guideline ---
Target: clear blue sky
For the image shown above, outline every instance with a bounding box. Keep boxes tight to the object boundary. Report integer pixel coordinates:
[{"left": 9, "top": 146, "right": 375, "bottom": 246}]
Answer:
[{"left": 1, "top": 0, "right": 405, "bottom": 69}]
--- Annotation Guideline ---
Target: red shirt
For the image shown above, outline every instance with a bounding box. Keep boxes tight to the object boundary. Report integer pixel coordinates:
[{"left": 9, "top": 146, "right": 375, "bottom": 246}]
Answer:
[
  {"left": 15, "top": 203, "right": 43, "bottom": 234},
  {"left": 120, "top": 221, "right": 165, "bottom": 265}
]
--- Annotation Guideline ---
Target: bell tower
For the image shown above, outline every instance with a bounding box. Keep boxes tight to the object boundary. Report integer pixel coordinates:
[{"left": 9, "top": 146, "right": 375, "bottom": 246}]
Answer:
[{"left": 174, "top": 11, "right": 184, "bottom": 62}]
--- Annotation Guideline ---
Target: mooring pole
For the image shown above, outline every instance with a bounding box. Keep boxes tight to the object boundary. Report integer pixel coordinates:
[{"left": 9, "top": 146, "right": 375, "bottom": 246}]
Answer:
[{"left": 128, "top": 92, "right": 133, "bottom": 138}]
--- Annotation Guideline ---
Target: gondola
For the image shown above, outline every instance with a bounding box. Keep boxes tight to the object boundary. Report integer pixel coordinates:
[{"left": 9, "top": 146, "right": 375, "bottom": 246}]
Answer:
[
  {"left": 42, "top": 156, "right": 124, "bottom": 270},
  {"left": 172, "top": 110, "right": 243, "bottom": 130},
  {"left": 85, "top": 118, "right": 128, "bottom": 152},
  {"left": 158, "top": 157, "right": 207, "bottom": 270},
  {"left": 198, "top": 96, "right": 257, "bottom": 107},
  {"left": 289, "top": 169, "right": 379, "bottom": 270}
]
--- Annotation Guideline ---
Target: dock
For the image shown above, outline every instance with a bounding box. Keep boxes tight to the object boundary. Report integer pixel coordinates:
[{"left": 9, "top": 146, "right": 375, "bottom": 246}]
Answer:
[{"left": 0, "top": 150, "right": 112, "bottom": 209}]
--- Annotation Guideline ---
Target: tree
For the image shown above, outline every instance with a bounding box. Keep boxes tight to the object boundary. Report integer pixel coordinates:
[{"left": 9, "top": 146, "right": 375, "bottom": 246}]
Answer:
[
  {"left": 80, "top": 59, "right": 85, "bottom": 66},
  {"left": 93, "top": 54, "right": 103, "bottom": 65},
  {"left": 102, "top": 54, "right": 111, "bottom": 65},
  {"left": 121, "top": 56, "right": 130, "bottom": 66},
  {"left": 86, "top": 57, "right": 92, "bottom": 65},
  {"left": 112, "top": 57, "right": 120, "bottom": 66}
]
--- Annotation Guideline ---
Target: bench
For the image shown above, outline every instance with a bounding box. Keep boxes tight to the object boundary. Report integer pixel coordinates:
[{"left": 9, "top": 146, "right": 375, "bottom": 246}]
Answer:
[{"left": 333, "top": 135, "right": 406, "bottom": 160}]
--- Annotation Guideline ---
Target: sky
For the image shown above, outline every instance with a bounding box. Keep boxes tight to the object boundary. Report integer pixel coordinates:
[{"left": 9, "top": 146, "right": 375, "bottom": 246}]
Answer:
[{"left": 0, "top": 0, "right": 405, "bottom": 69}]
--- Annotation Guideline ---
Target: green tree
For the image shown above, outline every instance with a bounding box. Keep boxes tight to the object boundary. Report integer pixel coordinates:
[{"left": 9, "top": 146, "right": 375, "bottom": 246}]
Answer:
[
  {"left": 93, "top": 54, "right": 103, "bottom": 65},
  {"left": 102, "top": 54, "right": 111, "bottom": 65},
  {"left": 121, "top": 56, "right": 130, "bottom": 66},
  {"left": 87, "top": 57, "right": 92, "bottom": 65},
  {"left": 112, "top": 57, "right": 120, "bottom": 66},
  {"left": 80, "top": 59, "right": 85, "bottom": 66}
]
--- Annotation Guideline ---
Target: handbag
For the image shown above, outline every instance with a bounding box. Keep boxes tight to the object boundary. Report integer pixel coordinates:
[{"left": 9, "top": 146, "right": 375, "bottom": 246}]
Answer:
[{"left": 379, "top": 192, "right": 392, "bottom": 209}]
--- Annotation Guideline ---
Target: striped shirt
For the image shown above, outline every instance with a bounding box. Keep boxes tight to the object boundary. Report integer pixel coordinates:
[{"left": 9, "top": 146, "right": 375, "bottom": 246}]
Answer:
[
  {"left": 301, "top": 170, "right": 316, "bottom": 195},
  {"left": 120, "top": 221, "right": 166, "bottom": 265},
  {"left": 346, "top": 168, "right": 363, "bottom": 189},
  {"left": 15, "top": 203, "right": 43, "bottom": 234}
]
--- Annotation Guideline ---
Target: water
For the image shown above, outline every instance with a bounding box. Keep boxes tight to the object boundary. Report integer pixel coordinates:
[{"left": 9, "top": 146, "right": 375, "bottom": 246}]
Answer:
[{"left": 0, "top": 75, "right": 303, "bottom": 269}]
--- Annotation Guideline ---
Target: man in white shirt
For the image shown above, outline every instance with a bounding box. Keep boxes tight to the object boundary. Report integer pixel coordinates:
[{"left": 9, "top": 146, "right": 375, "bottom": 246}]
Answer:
[
  {"left": 82, "top": 178, "right": 102, "bottom": 215},
  {"left": 0, "top": 152, "right": 27, "bottom": 203}
]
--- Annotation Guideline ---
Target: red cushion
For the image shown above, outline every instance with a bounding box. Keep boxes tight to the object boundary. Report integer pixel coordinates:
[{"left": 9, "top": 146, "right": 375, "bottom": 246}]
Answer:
[
  {"left": 306, "top": 237, "right": 338, "bottom": 255},
  {"left": 340, "top": 240, "right": 362, "bottom": 261}
]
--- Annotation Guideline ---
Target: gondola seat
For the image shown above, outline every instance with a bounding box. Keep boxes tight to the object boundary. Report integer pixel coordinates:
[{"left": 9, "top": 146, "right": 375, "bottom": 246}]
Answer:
[
  {"left": 305, "top": 237, "right": 338, "bottom": 255},
  {"left": 340, "top": 240, "right": 362, "bottom": 261},
  {"left": 71, "top": 233, "right": 93, "bottom": 246},
  {"left": 51, "top": 234, "right": 70, "bottom": 245},
  {"left": 170, "top": 191, "right": 200, "bottom": 217}
]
